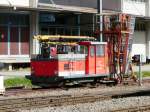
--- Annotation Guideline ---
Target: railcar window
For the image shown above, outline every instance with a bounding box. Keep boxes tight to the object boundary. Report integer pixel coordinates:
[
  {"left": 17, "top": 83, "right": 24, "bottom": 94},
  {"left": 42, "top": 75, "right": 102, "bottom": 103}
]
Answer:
[
  {"left": 90, "top": 46, "right": 95, "bottom": 57},
  {"left": 39, "top": 43, "right": 50, "bottom": 59},
  {"left": 41, "top": 47, "right": 50, "bottom": 58},
  {"left": 80, "top": 46, "right": 88, "bottom": 54},
  {"left": 96, "top": 45, "right": 104, "bottom": 56}
]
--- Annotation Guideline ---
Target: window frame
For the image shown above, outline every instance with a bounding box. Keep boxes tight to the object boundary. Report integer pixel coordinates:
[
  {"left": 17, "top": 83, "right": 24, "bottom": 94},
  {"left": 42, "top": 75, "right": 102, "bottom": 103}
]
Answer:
[{"left": 96, "top": 45, "right": 105, "bottom": 57}]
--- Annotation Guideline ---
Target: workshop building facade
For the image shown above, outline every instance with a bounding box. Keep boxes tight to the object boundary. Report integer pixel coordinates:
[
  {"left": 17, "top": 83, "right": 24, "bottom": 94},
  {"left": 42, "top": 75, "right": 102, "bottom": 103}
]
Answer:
[{"left": 0, "top": 0, "right": 149, "bottom": 69}]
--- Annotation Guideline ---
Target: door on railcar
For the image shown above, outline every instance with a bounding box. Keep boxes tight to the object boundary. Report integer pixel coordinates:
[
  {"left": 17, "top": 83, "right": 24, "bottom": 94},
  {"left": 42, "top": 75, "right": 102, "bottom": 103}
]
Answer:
[
  {"left": 95, "top": 44, "right": 107, "bottom": 74},
  {"left": 86, "top": 45, "right": 96, "bottom": 75},
  {"left": 86, "top": 43, "right": 108, "bottom": 75}
]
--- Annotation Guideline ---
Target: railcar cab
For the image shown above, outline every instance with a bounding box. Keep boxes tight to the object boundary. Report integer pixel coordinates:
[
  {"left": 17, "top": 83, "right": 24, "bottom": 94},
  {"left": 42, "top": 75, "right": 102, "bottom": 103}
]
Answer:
[
  {"left": 31, "top": 35, "right": 109, "bottom": 85},
  {"left": 79, "top": 42, "right": 109, "bottom": 76}
]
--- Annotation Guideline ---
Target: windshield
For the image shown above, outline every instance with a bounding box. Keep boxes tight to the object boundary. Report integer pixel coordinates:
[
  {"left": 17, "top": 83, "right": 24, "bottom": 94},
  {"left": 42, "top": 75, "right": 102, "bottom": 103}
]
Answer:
[{"left": 33, "top": 44, "right": 88, "bottom": 60}]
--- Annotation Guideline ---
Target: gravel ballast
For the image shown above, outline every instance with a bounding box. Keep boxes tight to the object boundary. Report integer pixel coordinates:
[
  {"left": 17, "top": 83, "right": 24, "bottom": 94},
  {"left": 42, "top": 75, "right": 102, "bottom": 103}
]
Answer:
[
  {"left": 19, "top": 96, "right": 150, "bottom": 112},
  {"left": 1, "top": 83, "right": 150, "bottom": 112}
]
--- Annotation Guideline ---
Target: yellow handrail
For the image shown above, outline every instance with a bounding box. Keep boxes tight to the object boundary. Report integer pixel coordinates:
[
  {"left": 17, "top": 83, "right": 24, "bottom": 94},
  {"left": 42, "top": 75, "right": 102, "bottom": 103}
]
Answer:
[{"left": 34, "top": 35, "right": 95, "bottom": 40}]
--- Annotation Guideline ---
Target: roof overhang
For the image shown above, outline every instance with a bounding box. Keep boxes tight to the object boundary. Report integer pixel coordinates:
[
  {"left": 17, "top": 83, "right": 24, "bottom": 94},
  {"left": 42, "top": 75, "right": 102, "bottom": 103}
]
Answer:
[
  {"left": 38, "top": 3, "right": 97, "bottom": 13},
  {"left": 0, "top": 3, "right": 121, "bottom": 14}
]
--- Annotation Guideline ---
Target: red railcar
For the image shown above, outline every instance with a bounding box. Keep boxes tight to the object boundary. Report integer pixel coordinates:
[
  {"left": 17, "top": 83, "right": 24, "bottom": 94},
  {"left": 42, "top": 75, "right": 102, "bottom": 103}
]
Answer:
[{"left": 31, "top": 36, "right": 109, "bottom": 86}]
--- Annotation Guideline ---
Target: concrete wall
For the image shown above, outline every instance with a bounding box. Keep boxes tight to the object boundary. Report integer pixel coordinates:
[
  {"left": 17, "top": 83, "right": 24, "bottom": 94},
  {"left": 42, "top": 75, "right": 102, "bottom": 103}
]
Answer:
[
  {"left": 146, "top": 22, "right": 150, "bottom": 59},
  {"left": 103, "top": 0, "right": 121, "bottom": 11},
  {"left": 30, "top": 11, "right": 39, "bottom": 55},
  {"left": 132, "top": 31, "right": 146, "bottom": 61},
  {"left": 122, "top": 0, "right": 146, "bottom": 16},
  {"left": 122, "top": 0, "right": 148, "bottom": 61},
  {"left": 0, "top": 0, "right": 29, "bottom": 7}
]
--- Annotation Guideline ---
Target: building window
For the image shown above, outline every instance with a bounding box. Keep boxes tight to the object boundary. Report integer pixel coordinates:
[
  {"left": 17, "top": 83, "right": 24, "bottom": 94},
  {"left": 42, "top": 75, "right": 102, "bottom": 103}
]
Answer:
[
  {"left": 0, "top": 14, "right": 29, "bottom": 55},
  {"left": 135, "top": 22, "right": 146, "bottom": 31}
]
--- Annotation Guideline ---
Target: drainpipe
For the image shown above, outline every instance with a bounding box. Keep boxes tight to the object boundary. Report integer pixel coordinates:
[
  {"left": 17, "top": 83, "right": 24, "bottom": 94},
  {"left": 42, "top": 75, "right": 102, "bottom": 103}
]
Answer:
[
  {"left": 121, "top": 0, "right": 124, "bottom": 13},
  {"left": 97, "top": 0, "right": 103, "bottom": 42},
  {"left": 147, "top": 0, "right": 150, "bottom": 17},
  {"left": 29, "top": 0, "right": 38, "bottom": 8},
  {"left": 138, "top": 54, "right": 143, "bottom": 86}
]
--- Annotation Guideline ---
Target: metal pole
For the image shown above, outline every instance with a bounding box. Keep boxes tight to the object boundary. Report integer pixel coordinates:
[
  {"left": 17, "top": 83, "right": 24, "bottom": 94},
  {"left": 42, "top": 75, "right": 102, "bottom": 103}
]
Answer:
[
  {"left": 77, "top": 14, "right": 80, "bottom": 36},
  {"left": 139, "top": 54, "right": 142, "bottom": 86},
  {"left": 92, "top": 14, "right": 95, "bottom": 33},
  {"left": 97, "top": 0, "right": 103, "bottom": 42},
  {"left": 77, "top": 14, "right": 81, "bottom": 52}
]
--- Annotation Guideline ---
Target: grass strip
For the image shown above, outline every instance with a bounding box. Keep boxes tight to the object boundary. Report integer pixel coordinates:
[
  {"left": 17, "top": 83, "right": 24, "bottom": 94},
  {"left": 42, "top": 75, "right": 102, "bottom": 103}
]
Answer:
[
  {"left": 4, "top": 72, "right": 150, "bottom": 88},
  {"left": 134, "top": 71, "right": 150, "bottom": 77},
  {"left": 4, "top": 77, "right": 32, "bottom": 88}
]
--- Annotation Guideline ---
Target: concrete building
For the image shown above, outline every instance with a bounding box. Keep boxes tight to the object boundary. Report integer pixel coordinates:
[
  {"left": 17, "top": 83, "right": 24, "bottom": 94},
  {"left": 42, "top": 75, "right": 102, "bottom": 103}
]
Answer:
[
  {"left": 0, "top": 0, "right": 149, "bottom": 70},
  {"left": 122, "top": 0, "right": 149, "bottom": 62}
]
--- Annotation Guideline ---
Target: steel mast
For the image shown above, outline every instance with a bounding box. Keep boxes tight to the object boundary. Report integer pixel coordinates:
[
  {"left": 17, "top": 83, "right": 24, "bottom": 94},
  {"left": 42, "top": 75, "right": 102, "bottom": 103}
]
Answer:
[{"left": 97, "top": 0, "right": 103, "bottom": 42}]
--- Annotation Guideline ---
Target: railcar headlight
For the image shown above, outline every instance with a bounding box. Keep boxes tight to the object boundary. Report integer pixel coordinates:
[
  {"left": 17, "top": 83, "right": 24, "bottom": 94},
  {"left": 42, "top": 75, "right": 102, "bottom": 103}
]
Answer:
[{"left": 54, "top": 70, "right": 58, "bottom": 75}]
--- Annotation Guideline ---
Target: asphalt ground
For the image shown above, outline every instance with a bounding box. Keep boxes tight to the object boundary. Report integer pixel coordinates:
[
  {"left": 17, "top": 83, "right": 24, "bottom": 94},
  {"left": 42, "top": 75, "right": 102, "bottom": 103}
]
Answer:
[
  {"left": 0, "top": 70, "right": 30, "bottom": 79},
  {"left": 133, "top": 64, "right": 150, "bottom": 72}
]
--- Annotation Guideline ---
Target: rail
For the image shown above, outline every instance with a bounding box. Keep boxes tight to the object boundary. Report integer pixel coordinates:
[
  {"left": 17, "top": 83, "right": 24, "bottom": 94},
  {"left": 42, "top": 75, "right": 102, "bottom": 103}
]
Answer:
[{"left": 1, "top": 87, "right": 150, "bottom": 111}]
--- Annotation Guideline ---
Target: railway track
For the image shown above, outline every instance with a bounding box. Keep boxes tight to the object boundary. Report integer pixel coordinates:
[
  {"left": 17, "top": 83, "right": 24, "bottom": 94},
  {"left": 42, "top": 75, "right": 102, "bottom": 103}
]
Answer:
[
  {"left": 1, "top": 78, "right": 149, "bottom": 111},
  {"left": 111, "top": 105, "right": 150, "bottom": 112},
  {"left": 5, "top": 87, "right": 54, "bottom": 96},
  {"left": 0, "top": 94, "right": 111, "bottom": 111},
  {"left": 1, "top": 87, "right": 150, "bottom": 112}
]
